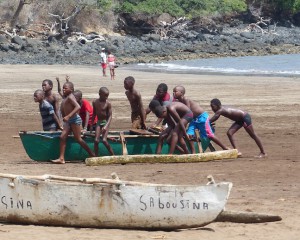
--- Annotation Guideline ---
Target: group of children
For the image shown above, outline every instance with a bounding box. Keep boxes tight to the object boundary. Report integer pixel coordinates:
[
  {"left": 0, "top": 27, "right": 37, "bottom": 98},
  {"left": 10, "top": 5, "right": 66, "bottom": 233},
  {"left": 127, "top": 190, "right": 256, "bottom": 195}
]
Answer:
[{"left": 34, "top": 76, "right": 267, "bottom": 164}]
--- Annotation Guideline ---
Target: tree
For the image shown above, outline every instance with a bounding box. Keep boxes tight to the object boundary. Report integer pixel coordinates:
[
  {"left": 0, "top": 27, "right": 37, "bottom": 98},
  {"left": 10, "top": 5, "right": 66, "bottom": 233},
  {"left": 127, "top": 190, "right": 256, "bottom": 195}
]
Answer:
[{"left": 10, "top": 0, "right": 32, "bottom": 29}]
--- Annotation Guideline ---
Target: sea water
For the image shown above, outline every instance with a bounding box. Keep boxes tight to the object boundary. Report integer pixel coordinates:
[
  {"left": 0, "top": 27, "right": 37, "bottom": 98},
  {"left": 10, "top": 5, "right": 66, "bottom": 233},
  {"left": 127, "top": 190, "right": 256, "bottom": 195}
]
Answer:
[{"left": 130, "top": 54, "right": 300, "bottom": 77}]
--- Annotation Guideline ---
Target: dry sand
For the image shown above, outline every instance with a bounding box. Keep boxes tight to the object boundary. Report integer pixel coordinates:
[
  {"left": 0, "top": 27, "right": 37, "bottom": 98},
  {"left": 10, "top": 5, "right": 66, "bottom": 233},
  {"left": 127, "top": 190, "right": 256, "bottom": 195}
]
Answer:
[{"left": 0, "top": 65, "right": 299, "bottom": 239}]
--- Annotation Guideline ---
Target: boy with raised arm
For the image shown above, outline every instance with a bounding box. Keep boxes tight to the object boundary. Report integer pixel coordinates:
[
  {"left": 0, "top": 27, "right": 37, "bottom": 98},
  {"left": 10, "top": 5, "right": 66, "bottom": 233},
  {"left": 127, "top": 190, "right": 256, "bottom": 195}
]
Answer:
[
  {"left": 33, "top": 89, "right": 62, "bottom": 131},
  {"left": 124, "top": 76, "right": 146, "bottom": 129},
  {"left": 92, "top": 87, "right": 114, "bottom": 156},
  {"left": 210, "top": 98, "right": 266, "bottom": 158},
  {"left": 173, "top": 86, "right": 228, "bottom": 153},
  {"left": 56, "top": 75, "right": 69, "bottom": 98},
  {"left": 52, "top": 82, "right": 95, "bottom": 164},
  {"left": 149, "top": 100, "right": 193, "bottom": 154}
]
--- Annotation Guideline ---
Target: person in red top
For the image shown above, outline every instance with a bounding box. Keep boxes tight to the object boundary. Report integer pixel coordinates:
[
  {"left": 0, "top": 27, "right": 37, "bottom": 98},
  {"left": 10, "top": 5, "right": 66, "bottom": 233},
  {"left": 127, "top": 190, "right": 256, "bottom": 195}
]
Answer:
[
  {"left": 145, "top": 83, "right": 175, "bottom": 128},
  {"left": 73, "top": 90, "right": 97, "bottom": 131}
]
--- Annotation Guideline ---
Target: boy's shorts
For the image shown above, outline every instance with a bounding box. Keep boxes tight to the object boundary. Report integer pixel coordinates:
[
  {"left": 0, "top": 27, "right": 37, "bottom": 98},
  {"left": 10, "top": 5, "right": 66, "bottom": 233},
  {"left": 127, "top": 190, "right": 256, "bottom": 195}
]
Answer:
[
  {"left": 187, "top": 112, "right": 214, "bottom": 151},
  {"left": 64, "top": 114, "right": 82, "bottom": 128},
  {"left": 101, "top": 63, "right": 107, "bottom": 69}
]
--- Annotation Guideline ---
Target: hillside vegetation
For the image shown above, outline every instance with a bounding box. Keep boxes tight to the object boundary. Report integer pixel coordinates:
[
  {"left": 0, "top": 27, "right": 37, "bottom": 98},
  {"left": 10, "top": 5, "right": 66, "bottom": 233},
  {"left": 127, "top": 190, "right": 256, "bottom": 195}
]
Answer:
[{"left": 1, "top": 0, "right": 300, "bottom": 36}]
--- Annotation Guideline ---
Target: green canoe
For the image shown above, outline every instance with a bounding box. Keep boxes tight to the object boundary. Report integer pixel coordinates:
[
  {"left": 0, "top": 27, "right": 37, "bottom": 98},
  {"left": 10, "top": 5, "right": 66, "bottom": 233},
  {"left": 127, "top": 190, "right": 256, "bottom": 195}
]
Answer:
[{"left": 19, "top": 130, "right": 202, "bottom": 162}]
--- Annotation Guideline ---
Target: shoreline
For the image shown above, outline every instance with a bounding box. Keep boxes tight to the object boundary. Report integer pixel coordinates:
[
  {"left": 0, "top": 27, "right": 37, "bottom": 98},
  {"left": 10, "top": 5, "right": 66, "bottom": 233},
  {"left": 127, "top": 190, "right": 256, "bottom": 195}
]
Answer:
[{"left": 0, "top": 65, "right": 299, "bottom": 239}]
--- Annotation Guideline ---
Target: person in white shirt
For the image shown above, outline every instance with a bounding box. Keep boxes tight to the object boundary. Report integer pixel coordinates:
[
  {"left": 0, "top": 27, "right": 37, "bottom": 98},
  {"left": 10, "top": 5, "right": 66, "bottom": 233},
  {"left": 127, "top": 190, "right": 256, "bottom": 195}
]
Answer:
[{"left": 100, "top": 48, "right": 107, "bottom": 77}]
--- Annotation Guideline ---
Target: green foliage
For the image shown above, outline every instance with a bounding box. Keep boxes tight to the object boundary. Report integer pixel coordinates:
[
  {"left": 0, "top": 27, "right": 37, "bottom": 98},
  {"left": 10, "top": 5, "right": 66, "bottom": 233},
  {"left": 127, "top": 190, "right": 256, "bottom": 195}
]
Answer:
[
  {"left": 96, "top": 0, "right": 113, "bottom": 10},
  {"left": 117, "top": 0, "right": 247, "bottom": 17},
  {"left": 174, "top": 0, "right": 246, "bottom": 17},
  {"left": 118, "top": 0, "right": 185, "bottom": 16},
  {"left": 269, "top": 0, "right": 300, "bottom": 13}
]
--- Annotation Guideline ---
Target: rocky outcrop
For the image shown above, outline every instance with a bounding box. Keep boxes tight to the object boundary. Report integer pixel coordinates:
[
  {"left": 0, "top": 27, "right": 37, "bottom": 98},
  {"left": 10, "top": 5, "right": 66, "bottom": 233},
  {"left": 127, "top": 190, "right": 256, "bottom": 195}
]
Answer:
[{"left": 0, "top": 23, "right": 300, "bottom": 65}]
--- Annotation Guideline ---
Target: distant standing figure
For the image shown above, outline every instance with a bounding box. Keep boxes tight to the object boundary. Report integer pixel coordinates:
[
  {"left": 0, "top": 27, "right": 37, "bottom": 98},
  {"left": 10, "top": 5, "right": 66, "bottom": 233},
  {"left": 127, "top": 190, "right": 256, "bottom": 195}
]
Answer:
[
  {"left": 51, "top": 82, "right": 95, "bottom": 164},
  {"left": 33, "top": 89, "right": 62, "bottom": 131},
  {"left": 100, "top": 48, "right": 107, "bottom": 77},
  {"left": 92, "top": 87, "right": 114, "bottom": 156},
  {"left": 210, "top": 98, "right": 266, "bottom": 158},
  {"left": 107, "top": 50, "right": 116, "bottom": 80},
  {"left": 124, "top": 76, "right": 146, "bottom": 129}
]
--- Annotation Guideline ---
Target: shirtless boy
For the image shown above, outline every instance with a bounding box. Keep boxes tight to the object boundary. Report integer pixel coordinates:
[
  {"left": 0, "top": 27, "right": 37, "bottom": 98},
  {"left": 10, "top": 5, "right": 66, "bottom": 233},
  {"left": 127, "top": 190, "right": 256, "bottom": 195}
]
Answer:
[
  {"left": 149, "top": 100, "right": 192, "bottom": 154},
  {"left": 210, "top": 98, "right": 266, "bottom": 158},
  {"left": 173, "top": 86, "right": 228, "bottom": 153},
  {"left": 52, "top": 82, "right": 95, "bottom": 164},
  {"left": 124, "top": 76, "right": 146, "bottom": 129},
  {"left": 42, "top": 79, "right": 60, "bottom": 122},
  {"left": 33, "top": 89, "right": 62, "bottom": 131},
  {"left": 91, "top": 87, "right": 114, "bottom": 156}
]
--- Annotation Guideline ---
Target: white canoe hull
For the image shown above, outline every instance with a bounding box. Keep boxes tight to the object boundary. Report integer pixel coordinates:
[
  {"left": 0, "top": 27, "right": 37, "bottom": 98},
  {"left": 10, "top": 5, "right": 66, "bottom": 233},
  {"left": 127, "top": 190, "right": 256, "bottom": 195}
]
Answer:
[{"left": 0, "top": 173, "right": 232, "bottom": 229}]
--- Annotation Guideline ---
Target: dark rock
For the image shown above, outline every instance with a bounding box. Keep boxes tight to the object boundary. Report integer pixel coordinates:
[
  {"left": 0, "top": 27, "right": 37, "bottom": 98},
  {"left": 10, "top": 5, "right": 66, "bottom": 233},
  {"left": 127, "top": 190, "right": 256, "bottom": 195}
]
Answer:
[
  {"left": 0, "top": 35, "right": 8, "bottom": 44},
  {"left": 11, "top": 36, "right": 25, "bottom": 46},
  {"left": 9, "top": 43, "right": 22, "bottom": 52},
  {"left": 240, "top": 32, "right": 255, "bottom": 39},
  {"left": 0, "top": 43, "right": 10, "bottom": 51}
]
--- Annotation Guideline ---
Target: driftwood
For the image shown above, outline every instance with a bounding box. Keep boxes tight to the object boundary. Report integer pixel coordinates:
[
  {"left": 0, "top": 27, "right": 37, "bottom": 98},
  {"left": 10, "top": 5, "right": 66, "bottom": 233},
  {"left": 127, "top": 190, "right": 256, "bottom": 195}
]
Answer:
[
  {"left": 85, "top": 149, "right": 238, "bottom": 166},
  {"left": 152, "top": 17, "right": 190, "bottom": 40},
  {"left": 216, "top": 210, "right": 282, "bottom": 223},
  {"left": 48, "top": 6, "right": 84, "bottom": 39}
]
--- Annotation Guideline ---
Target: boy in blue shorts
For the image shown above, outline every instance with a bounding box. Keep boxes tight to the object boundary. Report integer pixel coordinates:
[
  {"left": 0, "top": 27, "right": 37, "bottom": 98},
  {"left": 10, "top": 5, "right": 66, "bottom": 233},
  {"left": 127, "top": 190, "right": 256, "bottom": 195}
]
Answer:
[
  {"left": 173, "top": 86, "right": 228, "bottom": 153},
  {"left": 52, "top": 82, "right": 95, "bottom": 164}
]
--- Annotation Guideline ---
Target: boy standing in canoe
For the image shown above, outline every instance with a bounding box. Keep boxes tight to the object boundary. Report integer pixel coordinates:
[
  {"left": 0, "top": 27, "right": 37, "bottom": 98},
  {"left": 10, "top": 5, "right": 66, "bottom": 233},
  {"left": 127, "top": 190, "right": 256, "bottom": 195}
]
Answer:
[
  {"left": 149, "top": 99, "right": 192, "bottom": 154},
  {"left": 173, "top": 86, "right": 229, "bottom": 152},
  {"left": 210, "top": 98, "right": 266, "bottom": 158},
  {"left": 124, "top": 76, "right": 146, "bottom": 129},
  {"left": 52, "top": 82, "right": 95, "bottom": 164},
  {"left": 92, "top": 87, "right": 114, "bottom": 156},
  {"left": 33, "top": 89, "right": 62, "bottom": 131}
]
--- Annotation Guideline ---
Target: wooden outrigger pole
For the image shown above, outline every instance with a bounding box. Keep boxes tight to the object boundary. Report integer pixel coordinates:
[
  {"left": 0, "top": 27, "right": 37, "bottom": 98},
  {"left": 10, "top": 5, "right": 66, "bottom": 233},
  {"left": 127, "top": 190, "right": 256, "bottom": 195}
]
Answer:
[{"left": 85, "top": 149, "right": 239, "bottom": 166}]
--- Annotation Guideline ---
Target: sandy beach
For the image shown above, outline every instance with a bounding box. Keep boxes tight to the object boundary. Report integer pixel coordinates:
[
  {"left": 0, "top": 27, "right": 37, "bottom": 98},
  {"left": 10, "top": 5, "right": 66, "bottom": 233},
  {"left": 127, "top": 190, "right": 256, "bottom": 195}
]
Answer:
[{"left": 0, "top": 65, "right": 299, "bottom": 240}]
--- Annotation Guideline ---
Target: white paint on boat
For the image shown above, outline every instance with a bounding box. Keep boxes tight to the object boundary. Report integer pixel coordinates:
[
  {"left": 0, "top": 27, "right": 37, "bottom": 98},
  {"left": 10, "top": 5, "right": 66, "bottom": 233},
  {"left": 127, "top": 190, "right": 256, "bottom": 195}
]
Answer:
[{"left": 0, "top": 173, "right": 232, "bottom": 229}]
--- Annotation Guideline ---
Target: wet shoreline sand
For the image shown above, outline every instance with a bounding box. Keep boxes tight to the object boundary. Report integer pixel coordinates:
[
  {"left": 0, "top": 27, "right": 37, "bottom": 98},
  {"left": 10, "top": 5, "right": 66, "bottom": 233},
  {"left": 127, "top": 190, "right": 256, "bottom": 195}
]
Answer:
[{"left": 0, "top": 65, "right": 299, "bottom": 239}]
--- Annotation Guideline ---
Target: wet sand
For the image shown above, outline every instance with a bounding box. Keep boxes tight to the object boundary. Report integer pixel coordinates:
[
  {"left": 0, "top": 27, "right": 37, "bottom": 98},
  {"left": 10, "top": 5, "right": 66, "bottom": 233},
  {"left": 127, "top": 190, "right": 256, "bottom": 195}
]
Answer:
[{"left": 0, "top": 65, "right": 299, "bottom": 239}]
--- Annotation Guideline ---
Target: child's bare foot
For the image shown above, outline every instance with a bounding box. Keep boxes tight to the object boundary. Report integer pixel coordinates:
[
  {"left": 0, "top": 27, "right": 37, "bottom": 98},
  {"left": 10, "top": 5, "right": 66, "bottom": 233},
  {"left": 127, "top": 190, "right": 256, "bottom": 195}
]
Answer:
[
  {"left": 51, "top": 159, "right": 65, "bottom": 164},
  {"left": 255, "top": 153, "right": 267, "bottom": 158},
  {"left": 237, "top": 152, "right": 243, "bottom": 157}
]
